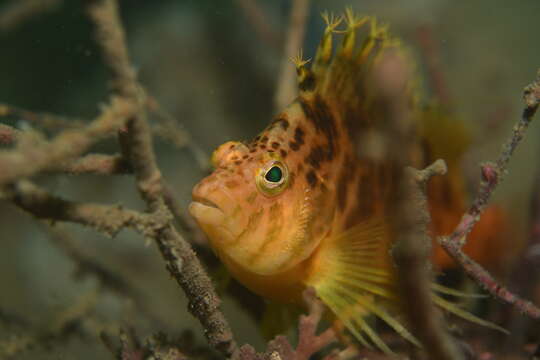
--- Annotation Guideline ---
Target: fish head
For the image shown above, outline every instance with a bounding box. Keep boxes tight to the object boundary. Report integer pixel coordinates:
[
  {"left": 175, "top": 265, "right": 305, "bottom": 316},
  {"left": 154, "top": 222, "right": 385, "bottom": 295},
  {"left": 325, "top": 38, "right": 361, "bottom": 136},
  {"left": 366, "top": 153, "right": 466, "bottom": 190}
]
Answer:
[{"left": 190, "top": 129, "right": 333, "bottom": 276}]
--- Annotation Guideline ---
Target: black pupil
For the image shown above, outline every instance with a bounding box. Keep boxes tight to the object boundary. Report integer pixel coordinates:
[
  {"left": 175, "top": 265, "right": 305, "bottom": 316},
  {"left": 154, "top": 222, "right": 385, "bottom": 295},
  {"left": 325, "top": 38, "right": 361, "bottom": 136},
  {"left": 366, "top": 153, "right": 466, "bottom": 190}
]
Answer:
[{"left": 265, "top": 166, "right": 283, "bottom": 183}]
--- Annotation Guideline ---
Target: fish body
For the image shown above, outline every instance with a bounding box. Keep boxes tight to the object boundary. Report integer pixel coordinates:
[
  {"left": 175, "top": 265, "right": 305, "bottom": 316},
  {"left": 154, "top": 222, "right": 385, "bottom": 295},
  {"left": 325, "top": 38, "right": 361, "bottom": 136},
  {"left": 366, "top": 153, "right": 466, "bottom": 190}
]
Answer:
[{"left": 189, "top": 10, "right": 504, "bottom": 353}]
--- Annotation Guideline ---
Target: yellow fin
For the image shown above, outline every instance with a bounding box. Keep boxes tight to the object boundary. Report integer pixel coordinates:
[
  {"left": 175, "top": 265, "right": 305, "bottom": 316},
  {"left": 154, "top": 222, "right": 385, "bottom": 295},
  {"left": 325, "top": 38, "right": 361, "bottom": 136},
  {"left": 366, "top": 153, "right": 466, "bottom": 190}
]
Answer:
[
  {"left": 431, "top": 283, "right": 488, "bottom": 299},
  {"left": 306, "top": 217, "right": 507, "bottom": 353},
  {"left": 306, "top": 219, "right": 420, "bottom": 354},
  {"left": 432, "top": 294, "right": 508, "bottom": 334}
]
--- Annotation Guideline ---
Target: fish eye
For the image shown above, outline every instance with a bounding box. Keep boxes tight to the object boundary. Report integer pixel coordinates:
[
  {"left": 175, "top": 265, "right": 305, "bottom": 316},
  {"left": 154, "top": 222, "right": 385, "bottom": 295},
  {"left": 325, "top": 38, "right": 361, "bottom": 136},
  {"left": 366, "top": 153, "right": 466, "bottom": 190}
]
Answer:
[
  {"left": 256, "top": 160, "right": 289, "bottom": 196},
  {"left": 265, "top": 165, "right": 283, "bottom": 183}
]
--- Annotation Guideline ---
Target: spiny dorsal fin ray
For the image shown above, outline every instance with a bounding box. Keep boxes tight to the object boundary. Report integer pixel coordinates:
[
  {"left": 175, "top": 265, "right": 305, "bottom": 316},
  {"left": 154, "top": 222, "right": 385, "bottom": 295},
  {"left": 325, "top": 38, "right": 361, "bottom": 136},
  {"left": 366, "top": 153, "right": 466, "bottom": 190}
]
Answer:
[{"left": 294, "top": 10, "right": 416, "bottom": 136}]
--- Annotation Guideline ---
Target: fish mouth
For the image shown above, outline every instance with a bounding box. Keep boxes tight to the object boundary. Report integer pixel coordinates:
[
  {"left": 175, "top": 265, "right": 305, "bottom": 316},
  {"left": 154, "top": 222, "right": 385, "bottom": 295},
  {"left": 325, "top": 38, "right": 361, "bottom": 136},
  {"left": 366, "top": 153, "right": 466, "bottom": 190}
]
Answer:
[
  {"left": 189, "top": 196, "right": 225, "bottom": 227},
  {"left": 191, "top": 195, "right": 220, "bottom": 210}
]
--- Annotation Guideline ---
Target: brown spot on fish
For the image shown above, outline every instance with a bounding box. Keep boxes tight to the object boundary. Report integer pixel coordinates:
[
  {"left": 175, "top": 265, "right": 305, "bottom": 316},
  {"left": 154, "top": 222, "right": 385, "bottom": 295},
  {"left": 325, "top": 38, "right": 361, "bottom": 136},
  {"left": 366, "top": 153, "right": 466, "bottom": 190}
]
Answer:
[
  {"left": 271, "top": 142, "right": 280, "bottom": 149},
  {"left": 288, "top": 171, "right": 295, "bottom": 187},
  {"left": 336, "top": 155, "right": 358, "bottom": 212},
  {"left": 271, "top": 116, "right": 289, "bottom": 131},
  {"left": 242, "top": 154, "right": 249, "bottom": 159},
  {"left": 225, "top": 180, "right": 239, "bottom": 188},
  {"left": 261, "top": 136, "right": 269, "bottom": 144},
  {"left": 306, "top": 170, "right": 318, "bottom": 187},
  {"left": 246, "top": 191, "right": 258, "bottom": 204},
  {"left": 294, "top": 127, "right": 305, "bottom": 146},
  {"left": 260, "top": 144, "right": 267, "bottom": 150},
  {"left": 249, "top": 148, "right": 257, "bottom": 153},
  {"left": 234, "top": 160, "right": 242, "bottom": 165},
  {"left": 298, "top": 96, "right": 337, "bottom": 157},
  {"left": 269, "top": 202, "right": 283, "bottom": 221},
  {"left": 299, "top": 71, "right": 316, "bottom": 92},
  {"left": 280, "top": 149, "right": 287, "bottom": 158},
  {"left": 231, "top": 155, "right": 239, "bottom": 161},
  {"left": 306, "top": 146, "right": 326, "bottom": 169},
  {"left": 289, "top": 141, "right": 300, "bottom": 151}
]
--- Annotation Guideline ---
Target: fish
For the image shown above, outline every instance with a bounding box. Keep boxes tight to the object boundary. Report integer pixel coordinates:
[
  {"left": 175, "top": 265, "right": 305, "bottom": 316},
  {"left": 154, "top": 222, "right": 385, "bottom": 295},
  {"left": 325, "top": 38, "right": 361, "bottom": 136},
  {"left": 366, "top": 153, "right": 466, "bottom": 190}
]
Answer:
[{"left": 189, "top": 9, "right": 506, "bottom": 353}]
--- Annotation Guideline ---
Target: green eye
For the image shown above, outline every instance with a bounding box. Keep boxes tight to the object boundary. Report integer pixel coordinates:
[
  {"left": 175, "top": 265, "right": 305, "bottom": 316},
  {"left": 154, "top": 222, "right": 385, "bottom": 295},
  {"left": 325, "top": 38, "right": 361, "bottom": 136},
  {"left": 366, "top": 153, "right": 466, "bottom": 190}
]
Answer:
[
  {"left": 265, "top": 166, "right": 282, "bottom": 183},
  {"left": 256, "top": 160, "right": 288, "bottom": 196}
]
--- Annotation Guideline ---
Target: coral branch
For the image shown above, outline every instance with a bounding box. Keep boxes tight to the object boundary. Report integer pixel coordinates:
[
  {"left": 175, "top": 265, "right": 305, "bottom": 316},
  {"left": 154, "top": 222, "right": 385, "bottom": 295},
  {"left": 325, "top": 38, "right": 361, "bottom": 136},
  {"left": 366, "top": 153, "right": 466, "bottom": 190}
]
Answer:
[
  {"left": 86, "top": 0, "right": 238, "bottom": 356},
  {"left": 415, "top": 25, "right": 452, "bottom": 107},
  {"left": 234, "top": 0, "right": 280, "bottom": 51},
  {"left": 0, "top": 0, "right": 63, "bottom": 31},
  {"left": 59, "top": 153, "right": 132, "bottom": 175},
  {"left": 238, "top": 288, "right": 337, "bottom": 360},
  {"left": 0, "top": 97, "right": 136, "bottom": 187},
  {"left": 274, "top": 0, "right": 310, "bottom": 111},
  {"left": 395, "top": 161, "right": 465, "bottom": 360},
  {"left": 439, "top": 69, "right": 540, "bottom": 319},
  {"left": 0, "top": 124, "right": 20, "bottom": 145},
  {"left": 373, "top": 49, "right": 463, "bottom": 359},
  {"left": 3, "top": 180, "right": 157, "bottom": 237}
]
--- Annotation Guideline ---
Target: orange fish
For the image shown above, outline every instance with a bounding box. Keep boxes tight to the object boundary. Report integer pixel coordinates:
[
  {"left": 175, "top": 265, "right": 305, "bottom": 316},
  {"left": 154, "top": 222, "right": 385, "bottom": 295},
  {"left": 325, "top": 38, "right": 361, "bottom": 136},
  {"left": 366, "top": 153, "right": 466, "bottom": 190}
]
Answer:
[{"left": 189, "top": 10, "right": 504, "bottom": 353}]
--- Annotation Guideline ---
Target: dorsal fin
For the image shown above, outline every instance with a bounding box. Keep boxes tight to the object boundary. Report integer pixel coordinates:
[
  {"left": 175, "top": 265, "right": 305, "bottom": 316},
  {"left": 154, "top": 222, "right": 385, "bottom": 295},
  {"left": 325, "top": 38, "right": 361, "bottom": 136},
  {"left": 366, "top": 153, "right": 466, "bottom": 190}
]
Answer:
[{"left": 292, "top": 10, "right": 417, "bottom": 135}]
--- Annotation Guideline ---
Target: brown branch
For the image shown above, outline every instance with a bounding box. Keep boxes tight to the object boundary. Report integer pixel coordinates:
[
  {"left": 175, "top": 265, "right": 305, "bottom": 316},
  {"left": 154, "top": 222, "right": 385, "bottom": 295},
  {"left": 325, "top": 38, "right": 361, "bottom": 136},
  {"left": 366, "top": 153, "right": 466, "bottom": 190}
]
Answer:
[
  {"left": 273, "top": 0, "right": 310, "bottom": 112},
  {"left": 234, "top": 0, "right": 280, "bottom": 51},
  {"left": 0, "top": 97, "right": 136, "bottom": 187},
  {"left": 3, "top": 180, "right": 157, "bottom": 238},
  {"left": 373, "top": 49, "right": 463, "bottom": 359},
  {"left": 238, "top": 288, "right": 337, "bottom": 360},
  {"left": 0, "top": 124, "right": 20, "bottom": 145},
  {"left": 415, "top": 25, "right": 452, "bottom": 107},
  {"left": 0, "top": 289, "right": 99, "bottom": 358},
  {"left": 0, "top": 102, "right": 83, "bottom": 129},
  {"left": 86, "top": 0, "right": 237, "bottom": 357},
  {"left": 394, "top": 161, "right": 464, "bottom": 360},
  {"left": 146, "top": 95, "right": 210, "bottom": 171},
  {"left": 439, "top": 69, "right": 540, "bottom": 319},
  {"left": 59, "top": 153, "right": 132, "bottom": 175},
  {"left": 0, "top": 0, "right": 63, "bottom": 31}
]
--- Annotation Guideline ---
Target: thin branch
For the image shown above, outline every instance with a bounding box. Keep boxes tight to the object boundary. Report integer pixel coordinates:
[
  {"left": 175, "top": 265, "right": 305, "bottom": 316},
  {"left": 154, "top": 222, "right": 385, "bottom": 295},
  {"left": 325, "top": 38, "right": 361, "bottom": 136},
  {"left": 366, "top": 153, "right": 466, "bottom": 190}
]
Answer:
[
  {"left": 238, "top": 288, "right": 337, "bottom": 360},
  {"left": 0, "top": 97, "right": 136, "bottom": 187},
  {"left": 0, "top": 124, "right": 20, "bottom": 145},
  {"left": 86, "top": 0, "right": 238, "bottom": 356},
  {"left": 395, "top": 160, "right": 464, "bottom": 360},
  {"left": 273, "top": 0, "right": 310, "bottom": 112},
  {"left": 234, "top": 0, "right": 280, "bottom": 51},
  {"left": 373, "top": 50, "right": 462, "bottom": 359},
  {"left": 415, "top": 25, "right": 452, "bottom": 107},
  {"left": 4, "top": 180, "right": 158, "bottom": 238},
  {"left": 59, "top": 153, "right": 132, "bottom": 175},
  {"left": 0, "top": 0, "right": 63, "bottom": 31},
  {"left": 439, "top": 69, "right": 540, "bottom": 319},
  {"left": 146, "top": 95, "right": 210, "bottom": 171},
  {"left": 0, "top": 102, "right": 83, "bottom": 129}
]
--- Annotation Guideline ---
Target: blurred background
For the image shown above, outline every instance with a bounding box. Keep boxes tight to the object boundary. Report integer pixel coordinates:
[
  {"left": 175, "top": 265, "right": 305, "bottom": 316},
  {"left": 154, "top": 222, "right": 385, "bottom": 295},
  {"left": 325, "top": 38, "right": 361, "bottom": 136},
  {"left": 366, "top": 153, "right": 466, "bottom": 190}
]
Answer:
[{"left": 0, "top": 0, "right": 539, "bottom": 358}]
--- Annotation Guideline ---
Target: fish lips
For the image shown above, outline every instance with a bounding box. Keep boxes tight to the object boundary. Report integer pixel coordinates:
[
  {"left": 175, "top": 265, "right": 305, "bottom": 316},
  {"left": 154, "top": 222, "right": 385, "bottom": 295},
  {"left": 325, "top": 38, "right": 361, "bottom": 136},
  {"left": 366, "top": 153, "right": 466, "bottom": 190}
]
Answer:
[{"left": 189, "top": 196, "right": 226, "bottom": 227}]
